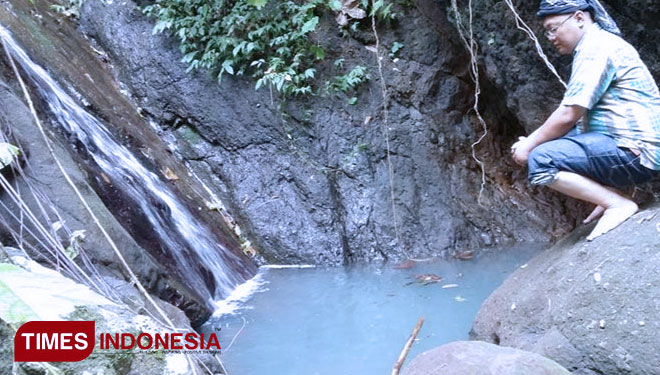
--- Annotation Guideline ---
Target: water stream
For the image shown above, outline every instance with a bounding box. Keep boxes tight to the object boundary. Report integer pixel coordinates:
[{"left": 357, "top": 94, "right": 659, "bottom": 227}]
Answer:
[
  {"left": 0, "top": 25, "right": 250, "bottom": 301},
  {"left": 205, "top": 243, "right": 547, "bottom": 375}
]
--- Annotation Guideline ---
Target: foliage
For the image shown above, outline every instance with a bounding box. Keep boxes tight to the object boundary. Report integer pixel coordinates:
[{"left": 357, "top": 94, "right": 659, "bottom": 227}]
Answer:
[
  {"left": 50, "top": 0, "right": 84, "bottom": 19},
  {"left": 390, "top": 41, "right": 404, "bottom": 57},
  {"left": 143, "top": 0, "right": 325, "bottom": 96},
  {"left": 325, "top": 64, "right": 370, "bottom": 94},
  {"left": 0, "top": 142, "right": 20, "bottom": 168},
  {"left": 143, "top": 0, "right": 403, "bottom": 97},
  {"left": 0, "top": 264, "right": 40, "bottom": 324}
]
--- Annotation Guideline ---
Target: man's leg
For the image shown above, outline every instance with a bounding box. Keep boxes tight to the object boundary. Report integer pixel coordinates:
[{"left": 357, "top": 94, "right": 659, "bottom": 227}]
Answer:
[
  {"left": 583, "top": 205, "right": 604, "bottom": 224},
  {"left": 549, "top": 171, "right": 638, "bottom": 240},
  {"left": 582, "top": 184, "right": 624, "bottom": 223}
]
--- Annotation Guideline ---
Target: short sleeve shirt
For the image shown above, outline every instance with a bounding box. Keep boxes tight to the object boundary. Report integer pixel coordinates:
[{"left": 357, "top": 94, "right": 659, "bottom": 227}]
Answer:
[{"left": 561, "top": 25, "right": 660, "bottom": 170}]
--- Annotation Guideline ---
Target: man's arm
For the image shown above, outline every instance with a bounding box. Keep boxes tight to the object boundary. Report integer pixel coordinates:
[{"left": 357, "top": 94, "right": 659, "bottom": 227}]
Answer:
[{"left": 511, "top": 104, "right": 586, "bottom": 166}]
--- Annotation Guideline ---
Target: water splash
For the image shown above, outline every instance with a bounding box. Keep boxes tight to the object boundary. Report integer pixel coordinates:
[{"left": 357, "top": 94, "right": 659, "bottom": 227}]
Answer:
[{"left": 212, "top": 273, "right": 268, "bottom": 317}]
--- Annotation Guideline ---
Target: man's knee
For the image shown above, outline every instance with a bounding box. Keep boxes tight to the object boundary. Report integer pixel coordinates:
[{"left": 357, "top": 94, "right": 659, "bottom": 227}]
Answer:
[{"left": 527, "top": 144, "right": 559, "bottom": 186}]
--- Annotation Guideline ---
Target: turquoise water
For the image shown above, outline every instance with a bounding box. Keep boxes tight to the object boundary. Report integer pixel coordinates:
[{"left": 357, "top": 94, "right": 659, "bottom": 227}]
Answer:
[{"left": 204, "top": 244, "right": 546, "bottom": 375}]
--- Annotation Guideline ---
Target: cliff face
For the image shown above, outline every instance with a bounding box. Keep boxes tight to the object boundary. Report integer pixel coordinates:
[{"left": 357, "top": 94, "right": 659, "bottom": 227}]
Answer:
[
  {"left": 5, "top": 0, "right": 658, "bottom": 267},
  {"left": 77, "top": 0, "right": 621, "bottom": 266}
]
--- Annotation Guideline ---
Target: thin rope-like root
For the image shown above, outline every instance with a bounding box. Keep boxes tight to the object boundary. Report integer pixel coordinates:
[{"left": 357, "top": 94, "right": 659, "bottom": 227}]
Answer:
[
  {"left": 215, "top": 354, "right": 229, "bottom": 375},
  {"left": 503, "top": 0, "right": 567, "bottom": 88},
  {"left": 0, "top": 168, "right": 117, "bottom": 300},
  {"left": 451, "top": 0, "right": 488, "bottom": 206},
  {"left": 371, "top": 1, "right": 402, "bottom": 248},
  {"left": 223, "top": 316, "right": 247, "bottom": 353}
]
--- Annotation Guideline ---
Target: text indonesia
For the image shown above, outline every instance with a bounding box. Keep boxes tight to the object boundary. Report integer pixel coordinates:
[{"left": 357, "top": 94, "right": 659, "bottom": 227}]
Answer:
[{"left": 14, "top": 321, "right": 221, "bottom": 362}]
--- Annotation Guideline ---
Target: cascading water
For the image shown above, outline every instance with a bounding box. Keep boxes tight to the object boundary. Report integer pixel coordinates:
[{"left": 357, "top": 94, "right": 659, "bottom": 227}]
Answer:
[{"left": 0, "top": 25, "right": 254, "bottom": 303}]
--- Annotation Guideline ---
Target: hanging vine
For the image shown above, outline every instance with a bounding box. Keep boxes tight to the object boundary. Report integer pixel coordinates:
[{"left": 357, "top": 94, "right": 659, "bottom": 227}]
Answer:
[{"left": 450, "top": 0, "right": 488, "bottom": 205}]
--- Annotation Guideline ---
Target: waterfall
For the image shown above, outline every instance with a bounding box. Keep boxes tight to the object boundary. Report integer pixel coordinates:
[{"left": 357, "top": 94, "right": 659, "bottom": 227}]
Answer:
[{"left": 0, "top": 25, "right": 254, "bottom": 303}]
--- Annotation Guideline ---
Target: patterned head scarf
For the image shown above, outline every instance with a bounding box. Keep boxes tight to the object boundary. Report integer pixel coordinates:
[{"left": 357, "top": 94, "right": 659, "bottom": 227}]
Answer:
[{"left": 537, "top": 0, "right": 621, "bottom": 35}]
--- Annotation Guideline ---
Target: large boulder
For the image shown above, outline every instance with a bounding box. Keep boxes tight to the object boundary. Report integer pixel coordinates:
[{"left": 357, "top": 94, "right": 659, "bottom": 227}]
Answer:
[
  {"left": 403, "top": 340, "right": 572, "bottom": 375},
  {"left": 471, "top": 204, "right": 660, "bottom": 375}
]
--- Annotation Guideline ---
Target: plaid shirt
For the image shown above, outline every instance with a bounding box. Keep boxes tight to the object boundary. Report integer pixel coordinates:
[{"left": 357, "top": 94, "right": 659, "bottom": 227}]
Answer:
[{"left": 562, "top": 25, "right": 660, "bottom": 170}]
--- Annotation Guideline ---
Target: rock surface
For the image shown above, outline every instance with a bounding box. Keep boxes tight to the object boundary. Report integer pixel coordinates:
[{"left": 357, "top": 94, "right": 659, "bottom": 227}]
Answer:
[
  {"left": 471, "top": 203, "right": 660, "bottom": 375},
  {"left": 403, "top": 340, "right": 572, "bottom": 375},
  {"left": 0, "top": 253, "right": 223, "bottom": 375},
  {"left": 78, "top": 0, "right": 588, "bottom": 265},
  {"left": 468, "top": 0, "right": 660, "bottom": 134},
  {"left": 0, "top": 0, "right": 258, "bottom": 324},
  {"left": 0, "top": 73, "right": 212, "bottom": 323}
]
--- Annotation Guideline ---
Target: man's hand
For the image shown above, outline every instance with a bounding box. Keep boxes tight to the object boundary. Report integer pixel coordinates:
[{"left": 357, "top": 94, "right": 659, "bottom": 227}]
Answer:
[
  {"left": 511, "top": 136, "right": 532, "bottom": 166},
  {"left": 509, "top": 105, "right": 586, "bottom": 167}
]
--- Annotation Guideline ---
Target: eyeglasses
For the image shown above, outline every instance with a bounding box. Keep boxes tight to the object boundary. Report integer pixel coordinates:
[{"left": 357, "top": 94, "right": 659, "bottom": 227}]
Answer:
[{"left": 544, "top": 13, "right": 575, "bottom": 39}]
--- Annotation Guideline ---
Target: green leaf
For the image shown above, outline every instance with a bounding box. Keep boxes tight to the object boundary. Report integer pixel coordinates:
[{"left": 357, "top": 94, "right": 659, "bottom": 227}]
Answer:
[
  {"left": 310, "top": 45, "right": 325, "bottom": 60},
  {"left": 222, "top": 60, "right": 235, "bottom": 75},
  {"left": 181, "top": 51, "right": 198, "bottom": 64},
  {"left": 0, "top": 143, "right": 20, "bottom": 168},
  {"left": 390, "top": 41, "right": 404, "bottom": 56},
  {"left": 0, "top": 264, "right": 40, "bottom": 324},
  {"left": 232, "top": 42, "right": 245, "bottom": 57},
  {"left": 348, "top": 97, "right": 358, "bottom": 105},
  {"left": 247, "top": 0, "right": 268, "bottom": 9},
  {"left": 304, "top": 68, "right": 316, "bottom": 79},
  {"left": 328, "top": 0, "right": 342, "bottom": 11},
  {"left": 301, "top": 16, "right": 319, "bottom": 34},
  {"left": 370, "top": 0, "right": 383, "bottom": 16}
]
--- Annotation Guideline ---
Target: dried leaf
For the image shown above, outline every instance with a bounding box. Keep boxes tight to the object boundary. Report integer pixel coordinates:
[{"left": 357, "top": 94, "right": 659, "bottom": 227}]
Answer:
[
  {"left": 51, "top": 221, "right": 64, "bottom": 232},
  {"left": 205, "top": 200, "right": 225, "bottom": 211},
  {"left": 336, "top": 13, "right": 348, "bottom": 26},
  {"left": 392, "top": 260, "right": 415, "bottom": 269},
  {"left": 455, "top": 250, "right": 474, "bottom": 260},
  {"left": 333, "top": 0, "right": 366, "bottom": 26},
  {"left": 162, "top": 167, "right": 179, "bottom": 181},
  {"left": 346, "top": 7, "right": 366, "bottom": 19},
  {"left": 242, "top": 243, "right": 257, "bottom": 257},
  {"left": 101, "top": 173, "right": 111, "bottom": 184}
]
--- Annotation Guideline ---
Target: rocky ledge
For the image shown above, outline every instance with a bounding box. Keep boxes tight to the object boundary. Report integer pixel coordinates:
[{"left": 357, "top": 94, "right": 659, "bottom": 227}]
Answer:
[
  {"left": 403, "top": 340, "right": 571, "bottom": 375},
  {"left": 470, "top": 203, "right": 660, "bottom": 375}
]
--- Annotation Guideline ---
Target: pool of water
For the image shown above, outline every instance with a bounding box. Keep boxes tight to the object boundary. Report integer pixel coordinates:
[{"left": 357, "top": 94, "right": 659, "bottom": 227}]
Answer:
[{"left": 202, "top": 243, "right": 547, "bottom": 375}]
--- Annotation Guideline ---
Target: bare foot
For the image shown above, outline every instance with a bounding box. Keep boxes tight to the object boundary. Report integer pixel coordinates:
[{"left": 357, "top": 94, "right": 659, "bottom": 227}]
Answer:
[
  {"left": 583, "top": 205, "right": 605, "bottom": 224},
  {"left": 586, "top": 201, "right": 638, "bottom": 241}
]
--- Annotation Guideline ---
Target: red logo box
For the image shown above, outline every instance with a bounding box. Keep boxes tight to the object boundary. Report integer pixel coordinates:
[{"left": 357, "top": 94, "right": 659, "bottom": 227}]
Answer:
[{"left": 14, "top": 321, "right": 95, "bottom": 362}]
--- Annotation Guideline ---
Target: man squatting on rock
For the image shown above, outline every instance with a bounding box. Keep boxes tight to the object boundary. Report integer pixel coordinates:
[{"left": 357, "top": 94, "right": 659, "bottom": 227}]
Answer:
[{"left": 511, "top": 0, "right": 660, "bottom": 241}]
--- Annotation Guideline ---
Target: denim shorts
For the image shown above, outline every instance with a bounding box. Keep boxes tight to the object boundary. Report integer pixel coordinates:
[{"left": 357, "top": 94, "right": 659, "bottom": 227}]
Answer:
[{"left": 527, "top": 131, "right": 659, "bottom": 188}]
